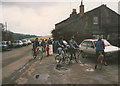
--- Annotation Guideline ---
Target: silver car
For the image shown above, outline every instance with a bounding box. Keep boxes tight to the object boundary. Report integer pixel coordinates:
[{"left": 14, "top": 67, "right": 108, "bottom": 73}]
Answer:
[
  {"left": 12, "top": 40, "right": 23, "bottom": 48},
  {"left": 79, "top": 39, "right": 120, "bottom": 59},
  {"left": 0, "top": 41, "right": 8, "bottom": 51}
]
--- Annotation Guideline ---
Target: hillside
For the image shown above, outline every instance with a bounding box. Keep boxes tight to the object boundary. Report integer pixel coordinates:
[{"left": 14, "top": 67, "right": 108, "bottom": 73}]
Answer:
[
  {"left": 13, "top": 33, "right": 38, "bottom": 40},
  {"left": 2, "top": 30, "right": 38, "bottom": 41},
  {"left": 23, "top": 35, "right": 53, "bottom": 40}
]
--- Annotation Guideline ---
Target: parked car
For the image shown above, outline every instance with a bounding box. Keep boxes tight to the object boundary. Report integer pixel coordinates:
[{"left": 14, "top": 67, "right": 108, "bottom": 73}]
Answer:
[
  {"left": 79, "top": 39, "right": 120, "bottom": 59},
  {"left": 12, "top": 40, "right": 23, "bottom": 48},
  {"left": 27, "top": 40, "right": 32, "bottom": 45},
  {"left": 0, "top": 41, "right": 9, "bottom": 51},
  {"left": 31, "top": 40, "right": 35, "bottom": 43},
  {"left": 22, "top": 40, "right": 28, "bottom": 46}
]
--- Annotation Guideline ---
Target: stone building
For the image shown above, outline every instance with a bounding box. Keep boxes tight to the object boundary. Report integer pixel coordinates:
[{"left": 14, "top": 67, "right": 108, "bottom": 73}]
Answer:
[{"left": 53, "top": 1, "right": 120, "bottom": 46}]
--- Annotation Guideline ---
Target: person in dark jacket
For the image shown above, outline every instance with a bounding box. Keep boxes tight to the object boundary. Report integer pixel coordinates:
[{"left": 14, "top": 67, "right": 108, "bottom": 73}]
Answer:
[
  {"left": 69, "top": 36, "right": 79, "bottom": 63},
  {"left": 33, "top": 38, "right": 39, "bottom": 57},
  {"left": 95, "top": 37, "right": 107, "bottom": 69},
  {"left": 56, "top": 36, "right": 66, "bottom": 54},
  {"left": 47, "top": 38, "right": 52, "bottom": 45}
]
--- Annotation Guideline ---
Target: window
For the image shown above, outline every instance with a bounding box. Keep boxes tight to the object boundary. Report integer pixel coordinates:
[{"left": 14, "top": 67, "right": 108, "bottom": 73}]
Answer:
[
  {"left": 87, "top": 41, "right": 94, "bottom": 48},
  {"left": 93, "top": 17, "right": 98, "bottom": 24},
  {"left": 81, "top": 41, "right": 88, "bottom": 47}
]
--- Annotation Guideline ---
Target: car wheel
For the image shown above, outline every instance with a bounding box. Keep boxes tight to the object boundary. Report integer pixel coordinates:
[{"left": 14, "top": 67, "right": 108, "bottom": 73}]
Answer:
[{"left": 81, "top": 51, "right": 86, "bottom": 58}]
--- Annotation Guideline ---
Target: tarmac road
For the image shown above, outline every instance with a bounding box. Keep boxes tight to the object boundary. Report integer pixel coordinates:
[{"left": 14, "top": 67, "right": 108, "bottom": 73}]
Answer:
[
  {"left": 1, "top": 45, "right": 119, "bottom": 85},
  {"left": 2, "top": 45, "right": 33, "bottom": 83}
]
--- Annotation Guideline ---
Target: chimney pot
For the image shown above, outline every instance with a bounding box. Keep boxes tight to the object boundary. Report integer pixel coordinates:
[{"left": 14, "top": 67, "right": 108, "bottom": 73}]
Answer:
[{"left": 73, "top": 9, "right": 76, "bottom": 12}]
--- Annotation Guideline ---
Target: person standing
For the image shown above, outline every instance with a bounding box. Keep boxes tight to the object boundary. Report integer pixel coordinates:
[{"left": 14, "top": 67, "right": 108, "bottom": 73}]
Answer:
[
  {"left": 56, "top": 36, "right": 66, "bottom": 54},
  {"left": 69, "top": 36, "right": 79, "bottom": 63},
  {"left": 46, "top": 44, "right": 49, "bottom": 57},
  {"left": 32, "top": 38, "right": 39, "bottom": 58},
  {"left": 47, "top": 38, "right": 53, "bottom": 55},
  {"left": 41, "top": 39, "right": 46, "bottom": 52}
]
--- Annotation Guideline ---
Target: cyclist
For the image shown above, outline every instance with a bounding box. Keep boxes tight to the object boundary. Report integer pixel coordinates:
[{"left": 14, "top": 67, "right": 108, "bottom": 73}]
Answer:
[
  {"left": 41, "top": 39, "right": 46, "bottom": 52},
  {"left": 95, "top": 37, "right": 107, "bottom": 69},
  {"left": 32, "top": 38, "right": 39, "bottom": 58},
  {"left": 56, "top": 36, "right": 66, "bottom": 54},
  {"left": 69, "top": 36, "right": 79, "bottom": 63}
]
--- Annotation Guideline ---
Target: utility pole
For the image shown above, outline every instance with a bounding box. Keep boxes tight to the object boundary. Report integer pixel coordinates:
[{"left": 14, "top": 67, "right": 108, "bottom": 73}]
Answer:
[
  {"left": 5, "top": 22, "right": 7, "bottom": 32},
  {"left": 5, "top": 22, "right": 7, "bottom": 41}
]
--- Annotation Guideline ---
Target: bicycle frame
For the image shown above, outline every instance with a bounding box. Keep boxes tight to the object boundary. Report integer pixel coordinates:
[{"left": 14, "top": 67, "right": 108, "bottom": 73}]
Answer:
[
  {"left": 95, "top": 51, "right": 104, "bottom": 70},
  {"left": 55, "top": 47, "right": 70, "bottom": 64}
]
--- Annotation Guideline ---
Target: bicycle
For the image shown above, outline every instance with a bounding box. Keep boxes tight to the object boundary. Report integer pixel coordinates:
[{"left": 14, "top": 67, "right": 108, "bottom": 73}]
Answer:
[
  {"left": 95, "top": 51, "right": 104, "bottom": 70},
  {"left": 32, "top": 47, "right": 43, "bottom": 61},
  {"left": 68, "top": 48, "right": 82, "bottom": 64},
  {"left": 55, "top": 47, "right": 71, "bottom": 65},
  {"left": 74, "top": 48, "right": 82, "bottom": 63}
]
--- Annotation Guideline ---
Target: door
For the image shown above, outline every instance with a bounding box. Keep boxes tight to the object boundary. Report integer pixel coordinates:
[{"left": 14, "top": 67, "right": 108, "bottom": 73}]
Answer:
[
  {"left": 86, "top": 41, "right": 96, "bottom": 57},
  {"left": 80, "top": 41, "right": 88, "bottom": 54}
]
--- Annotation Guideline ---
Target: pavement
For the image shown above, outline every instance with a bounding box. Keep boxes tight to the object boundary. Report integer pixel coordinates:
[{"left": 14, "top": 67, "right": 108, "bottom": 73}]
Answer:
[{"left": 2, "top": 45, "right": 33, "bottom": 84}]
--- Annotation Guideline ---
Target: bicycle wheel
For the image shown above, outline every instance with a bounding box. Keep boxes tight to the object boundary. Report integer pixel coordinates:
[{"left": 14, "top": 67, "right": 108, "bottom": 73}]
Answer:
[
  {"left": 64, "top": 56, "right": 70, "bottom": 65},
  {"left": 76, "top": 53, "right": 82, "bottom": 64},
  {"left": 81, "top": 51, "right": 86, "bottom": 58},
  {"left": 55, "top": 54, "right": 61, "bottom": 63},
  {"left": 64, "top": 52, "right": 71, "bottom": 65}
]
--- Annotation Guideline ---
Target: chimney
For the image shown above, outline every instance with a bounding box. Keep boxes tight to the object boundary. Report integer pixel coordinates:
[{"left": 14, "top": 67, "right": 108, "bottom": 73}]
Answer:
[
  {"left": 73, "top": 9, "right": 76, "bottom": 12},
  {"left": 80, "top": 0, "right": 84, "bottom": 16},
  {"left": 72, "top": 9, "right": 77, "bottom": 14},
  {"left": 70, "top": 9, "right": 77, "bottom": 17}
]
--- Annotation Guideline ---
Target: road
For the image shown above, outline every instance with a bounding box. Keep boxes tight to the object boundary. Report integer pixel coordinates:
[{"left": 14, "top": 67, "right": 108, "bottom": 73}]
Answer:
[
  {"left": 2, "top": 45, "right": 118, "bottom": 84},
  {"left": 2, "top": 45, "right": 33, "bottom": 83}
]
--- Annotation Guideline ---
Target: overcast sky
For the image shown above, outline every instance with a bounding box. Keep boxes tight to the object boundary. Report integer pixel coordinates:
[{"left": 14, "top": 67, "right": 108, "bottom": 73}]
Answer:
[{"left": 0, "top": 0, "right": 119, "bottom": 36}]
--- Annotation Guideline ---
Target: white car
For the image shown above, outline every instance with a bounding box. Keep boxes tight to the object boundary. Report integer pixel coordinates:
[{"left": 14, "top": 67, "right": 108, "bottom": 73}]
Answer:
[
  {"left": 0, "top": 41, "right": 8, "bottom": 51},
  {"left": 12, "top": 40, "right": 23, "bottom": 48},
  {"left": 22, "top": 40, "right": 28, "bottom": 46},
  {"left": 27, "top": 40, "right": 32, "bottom": 45},
  {"left": 79, "top": 39, "right": 120, "bottom": 59}
]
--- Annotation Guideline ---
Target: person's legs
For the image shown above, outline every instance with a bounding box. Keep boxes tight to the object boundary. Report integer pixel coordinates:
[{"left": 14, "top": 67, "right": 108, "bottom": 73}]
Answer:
[
  {"left": 44, "top": 46, "right": 46, "bottom": 52},
  {"left": 70, "top": 53, "right": 73, "bottom": 61},
  {"left": 70, "top": 48, "right": 73, "bottom": 61},
  {"left": 95, "top": 51, "right": 99, "bottom": 69},
  {"left": 47, "top": 50, "right": 49, "bottom": 57},
  {"left": 74, "top": 49, "right": 78, "bottom": 63},
  {"left": 102, "top": 50, "right": 107, "bottom": 66}
]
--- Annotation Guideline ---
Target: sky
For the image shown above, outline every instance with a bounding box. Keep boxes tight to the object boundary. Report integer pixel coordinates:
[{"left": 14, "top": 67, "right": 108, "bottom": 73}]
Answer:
[{"left": 0, "top": 0, "right": 119, "bottom": 36}]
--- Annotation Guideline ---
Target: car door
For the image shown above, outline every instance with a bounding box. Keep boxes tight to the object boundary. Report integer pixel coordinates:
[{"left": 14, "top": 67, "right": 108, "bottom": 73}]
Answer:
[
  {"left": 86, "top": 41, "right": 96, "bottom": 56},
  {"left": 80, "top": 41, "right": 88, "bottom": 54}
]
